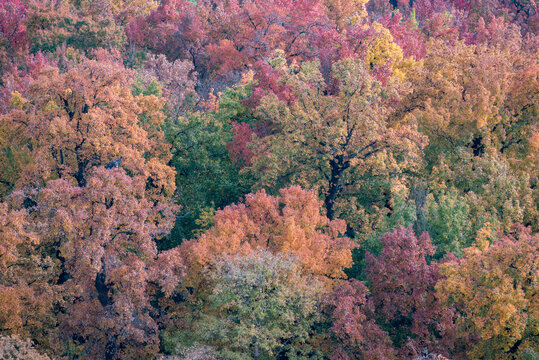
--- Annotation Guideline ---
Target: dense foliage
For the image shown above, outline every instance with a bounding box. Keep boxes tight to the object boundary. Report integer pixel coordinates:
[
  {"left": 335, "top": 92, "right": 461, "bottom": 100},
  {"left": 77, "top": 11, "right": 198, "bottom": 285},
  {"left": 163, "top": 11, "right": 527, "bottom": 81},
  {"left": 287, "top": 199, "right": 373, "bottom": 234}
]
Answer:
[{"left": 0, "top": 0, "right": 537, "bottom": 359}]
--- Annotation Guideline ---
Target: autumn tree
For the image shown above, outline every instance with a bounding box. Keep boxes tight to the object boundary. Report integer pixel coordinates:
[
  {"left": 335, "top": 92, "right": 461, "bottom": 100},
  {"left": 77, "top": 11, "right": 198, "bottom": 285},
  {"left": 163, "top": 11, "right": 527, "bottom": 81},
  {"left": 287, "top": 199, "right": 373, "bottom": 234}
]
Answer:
[
  {"left": 0, "top": 49, "right": 51, "bottom": 198},
  {"left": 366, "top": 226, "right": 455, "bottom": 357},
  {"left": 0, "top": 116, "right": 29, "bottom": 197},
  {"left": 378, "top": 11, "right": 426, "bottom": 62},
  {"left": 247, "top": 57, "right": 426, "bottom": 230},
  {"left": 0, "top": 0, "right": 537, "bottom": 358},
  {"left": 390, "top": 34, "right": 538, "bottom": 248},
  {"left": 165, "top": 186, "right": 353, "bottom": 358},
  {"left": 0, "top": 167, "right": 183, "bottom": 359},
  {"left": 181, "top": 186, "right": 354, "bottom": 285},
  {"left": 126, "top": 0, "right": 203, "bottom": 65},
  {"left": 428, "top": 153, "right": 538, "bottom": 237},
  {"left": 1, "top": 56, "right": 175, "bottom": 202},
  {"left": 437, "top": 225, "right": 539, "bottom": 359},
  {"left": 397, "top": 37, "right": 537, "bottom": 169},
  {"left": 50, "top": 168, "right": 181, "bottom": 359},
  {"left": 325, "top": 279, "right": 395, "bottom": 360},
  {"left": 0, "top": 55, "right": 182, "bottom": 359}
]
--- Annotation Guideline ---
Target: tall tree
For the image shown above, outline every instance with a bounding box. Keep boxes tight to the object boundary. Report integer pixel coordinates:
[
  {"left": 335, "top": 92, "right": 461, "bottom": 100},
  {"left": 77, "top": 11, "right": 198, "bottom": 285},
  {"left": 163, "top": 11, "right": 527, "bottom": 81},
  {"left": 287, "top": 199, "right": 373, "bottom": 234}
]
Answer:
[
  {"left": 0, "top": 56, "right": 182, "bottom": 359},
  {"left": 247, "top": 57, "right": 426, "bottom": 225},
  {"left": 2, "top": 168, "right": 182, "bottom": 359}
]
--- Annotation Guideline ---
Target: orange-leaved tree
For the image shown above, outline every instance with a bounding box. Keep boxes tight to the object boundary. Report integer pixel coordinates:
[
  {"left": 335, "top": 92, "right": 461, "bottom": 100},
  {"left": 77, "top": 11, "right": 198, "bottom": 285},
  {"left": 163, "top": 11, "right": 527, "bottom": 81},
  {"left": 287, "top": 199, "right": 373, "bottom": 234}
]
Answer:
[
  {"left": 0, "top": 55, "right": 182, "bottom": 359},
  {"left": 181, "top": 186, "right": 355, "bottom": 285},
  {"left": 1, "top": 55, "right": 175, "bottom": 203}
]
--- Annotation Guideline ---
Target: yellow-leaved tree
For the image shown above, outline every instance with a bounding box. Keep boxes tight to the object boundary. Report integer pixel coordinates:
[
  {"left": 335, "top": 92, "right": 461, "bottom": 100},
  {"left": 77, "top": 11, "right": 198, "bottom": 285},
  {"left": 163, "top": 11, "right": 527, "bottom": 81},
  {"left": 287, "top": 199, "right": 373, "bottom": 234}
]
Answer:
[{"left": 436, "top": 225, "right": 539, "bottom": 359}]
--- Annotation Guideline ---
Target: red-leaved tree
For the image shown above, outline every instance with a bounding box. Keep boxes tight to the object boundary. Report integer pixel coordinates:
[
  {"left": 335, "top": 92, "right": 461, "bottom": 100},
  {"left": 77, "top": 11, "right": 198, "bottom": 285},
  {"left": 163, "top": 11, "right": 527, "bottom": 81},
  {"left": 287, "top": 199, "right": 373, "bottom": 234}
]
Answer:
[{"left": 366, "top": 226, "right": 456, "bottom": 357}]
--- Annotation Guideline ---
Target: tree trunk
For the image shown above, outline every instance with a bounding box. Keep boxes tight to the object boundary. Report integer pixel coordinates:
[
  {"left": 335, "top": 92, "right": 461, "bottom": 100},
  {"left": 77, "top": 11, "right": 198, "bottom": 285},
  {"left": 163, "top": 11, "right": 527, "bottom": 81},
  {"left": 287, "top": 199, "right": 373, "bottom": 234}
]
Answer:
[
  {"left": 325, "top": 155, "right": 349, "bottom": 220},
  {"left": 411, "top": 180, "right": 428, "bottom": 234},
  {"left": 254, "top": 338, "right": 259, "bottom": 360}
]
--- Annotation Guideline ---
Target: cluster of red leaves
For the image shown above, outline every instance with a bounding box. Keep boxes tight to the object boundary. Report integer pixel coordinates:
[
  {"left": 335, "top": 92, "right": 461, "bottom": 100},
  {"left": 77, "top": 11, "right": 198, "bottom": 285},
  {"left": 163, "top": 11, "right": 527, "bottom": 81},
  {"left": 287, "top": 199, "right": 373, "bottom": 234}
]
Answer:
[
  {"left": 326, "top": 226, "right": 457, "bottom": 359},
  {"left": 326, "top": 279, "right": 396, "bottom": 360},
  {"left": 0, "top": 0, "right": 26, "bottom": 52},
  {"left": 127, "top": 0, "right": 331, "bottom": 77},
  {"left": 227, "top": 122, "right": 257, "bottom": 166},
  {"left": 366, "top": 226, "right": 456, "bottom": 357}
]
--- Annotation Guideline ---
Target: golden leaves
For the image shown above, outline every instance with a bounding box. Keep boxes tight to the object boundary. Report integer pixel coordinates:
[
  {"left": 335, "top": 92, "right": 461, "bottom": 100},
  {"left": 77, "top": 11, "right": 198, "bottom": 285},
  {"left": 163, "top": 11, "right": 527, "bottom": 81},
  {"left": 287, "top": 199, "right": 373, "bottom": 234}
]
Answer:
[
  {"left": 437, "top": 226, "right": 539, "bottom": 358},
  {"left": 8, "top": 91, "right": 29, "bottom": 109},
  {"left": 366, "top": 22, "right": 418, "bottom": 81}
]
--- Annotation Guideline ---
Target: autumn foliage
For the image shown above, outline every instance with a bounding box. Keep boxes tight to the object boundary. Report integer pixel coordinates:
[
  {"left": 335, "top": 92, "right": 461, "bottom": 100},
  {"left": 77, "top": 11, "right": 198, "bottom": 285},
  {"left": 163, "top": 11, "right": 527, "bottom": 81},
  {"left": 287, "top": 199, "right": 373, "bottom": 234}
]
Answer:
[
  {"left": 0, "top": 0, "right": 537, "bottom": 359},
  {"left": 181, "top": 186, "right": 354, "bottom": 283},
  {"left": 437, "top": 225, "right": 539, "bottom": 359}
]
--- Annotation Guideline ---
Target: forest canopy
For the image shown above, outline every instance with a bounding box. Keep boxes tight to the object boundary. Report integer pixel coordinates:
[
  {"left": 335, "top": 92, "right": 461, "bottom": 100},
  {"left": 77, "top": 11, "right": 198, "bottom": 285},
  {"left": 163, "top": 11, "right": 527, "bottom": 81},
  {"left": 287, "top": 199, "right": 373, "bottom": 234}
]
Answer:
[{"left": 0, "top": 0, "right": 537, "bottom": 359}]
